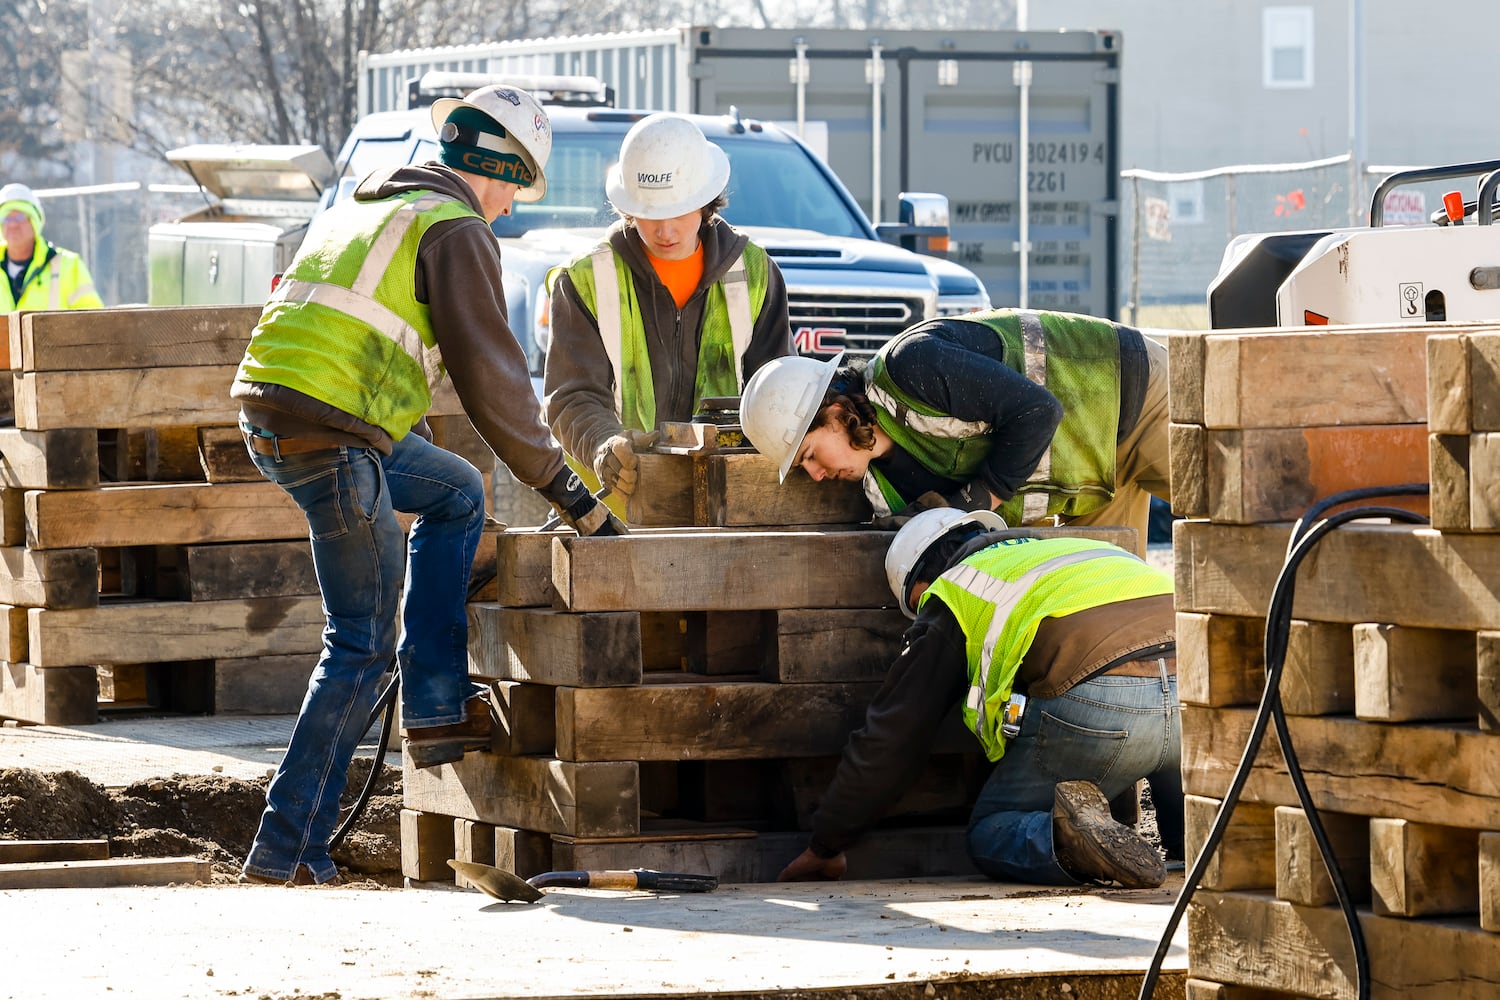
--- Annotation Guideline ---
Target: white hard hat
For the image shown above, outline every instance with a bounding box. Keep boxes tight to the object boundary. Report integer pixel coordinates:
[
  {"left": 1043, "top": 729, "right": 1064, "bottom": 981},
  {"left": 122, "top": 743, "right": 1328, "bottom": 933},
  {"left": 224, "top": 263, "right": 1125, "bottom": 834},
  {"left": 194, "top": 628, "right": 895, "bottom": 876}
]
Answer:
[
  {"left": 740, "top": 352, "right": 844, "bottom": 482},
  {"left": 886, "top": 507, "right": 1008, "bottom": 618},
  {"left": 605, "top": 113, "right": 730, "bottom": 219},
  {"left": 431, "top": 85, "right": 553, "bottom": 202},
  {"left": 0, "top": 183, "right": 42, "bottom": 227}
]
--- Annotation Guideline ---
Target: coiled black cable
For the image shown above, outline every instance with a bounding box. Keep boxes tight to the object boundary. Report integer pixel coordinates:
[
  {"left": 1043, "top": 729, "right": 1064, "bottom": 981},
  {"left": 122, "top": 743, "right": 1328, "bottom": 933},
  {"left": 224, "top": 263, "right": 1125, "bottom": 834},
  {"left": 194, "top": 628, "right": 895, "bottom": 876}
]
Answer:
[{"left": 1138, "top": 484, "right": 1430, "bottom": 1000}]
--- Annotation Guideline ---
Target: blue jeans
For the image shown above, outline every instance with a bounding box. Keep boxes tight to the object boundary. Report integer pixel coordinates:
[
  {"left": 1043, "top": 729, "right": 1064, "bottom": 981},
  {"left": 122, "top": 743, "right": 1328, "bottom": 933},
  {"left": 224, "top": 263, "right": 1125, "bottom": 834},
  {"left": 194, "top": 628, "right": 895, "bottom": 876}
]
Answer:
[
  {"left": 966, "top": 671, "right": 1183, "bottom": 885},
  {"left": 241, "top": 430, "right": 487, "bottom": 883}
]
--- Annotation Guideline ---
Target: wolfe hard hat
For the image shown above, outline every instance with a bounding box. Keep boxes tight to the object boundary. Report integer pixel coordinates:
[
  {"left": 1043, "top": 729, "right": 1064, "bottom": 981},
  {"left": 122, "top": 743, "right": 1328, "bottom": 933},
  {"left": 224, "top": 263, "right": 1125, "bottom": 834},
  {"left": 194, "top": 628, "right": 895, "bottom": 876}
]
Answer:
[
  {"left": 605, "top": 113, "right": 730, "bottom": 219},
  {"left": 886, "top": 507, "right": 1009, "bottom": 618},
  {"left": 740, "top": 351, "right": 843, "bottom": 483},
  {"left": 431, "top": 85, "right": 553, "bottom": 202},
  {"left": 0, "top": 183, "right": 43, "bottom": 230}
]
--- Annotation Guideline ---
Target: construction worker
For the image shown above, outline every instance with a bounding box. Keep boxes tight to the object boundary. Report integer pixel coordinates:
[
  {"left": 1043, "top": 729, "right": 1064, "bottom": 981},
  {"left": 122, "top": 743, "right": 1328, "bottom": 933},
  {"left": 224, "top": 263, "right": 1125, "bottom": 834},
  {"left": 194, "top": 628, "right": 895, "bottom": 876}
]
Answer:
[
  {"left": 543, "top": 112, "right": 793, "bottom": 515},
  {"left": 739, "top": 309, "right": 1169, "bottom": 556},
  {"left": 1, "top": 183, "right": 104, "bottom": 312},
  {"left": 232, "top": 84, "right": 624, "bottom": 887},
  {"left": 777, "top": 509, "right": 1182, "bottom": 887}
]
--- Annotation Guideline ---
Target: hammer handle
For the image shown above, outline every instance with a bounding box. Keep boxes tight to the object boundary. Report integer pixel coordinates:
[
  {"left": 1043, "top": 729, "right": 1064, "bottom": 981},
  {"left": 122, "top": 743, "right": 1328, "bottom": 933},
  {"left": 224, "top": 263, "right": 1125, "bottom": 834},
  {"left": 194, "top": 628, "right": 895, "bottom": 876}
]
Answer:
[{"left": 528, "top": 869, "right": 718, "bottom": 893}]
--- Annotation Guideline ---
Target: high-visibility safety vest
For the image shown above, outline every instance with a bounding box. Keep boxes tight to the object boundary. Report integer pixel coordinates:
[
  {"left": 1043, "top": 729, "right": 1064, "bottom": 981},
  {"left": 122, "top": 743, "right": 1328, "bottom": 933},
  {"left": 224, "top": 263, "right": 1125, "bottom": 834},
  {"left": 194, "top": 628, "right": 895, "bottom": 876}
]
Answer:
[
  {"left": 236, "top": 191, "right": 475, "bottom": 441},
  {"left": 862, "top": 310, "right": 1122, "bottom": 525},
  {"left": 549, "top": 241, "right": 769, "bottom": 433},
  {"left": 918, "top": 536, "right": 1171, "bottom": 761},
  {"left": 1, "top": 241, "right": 103, "bottom": 313}
]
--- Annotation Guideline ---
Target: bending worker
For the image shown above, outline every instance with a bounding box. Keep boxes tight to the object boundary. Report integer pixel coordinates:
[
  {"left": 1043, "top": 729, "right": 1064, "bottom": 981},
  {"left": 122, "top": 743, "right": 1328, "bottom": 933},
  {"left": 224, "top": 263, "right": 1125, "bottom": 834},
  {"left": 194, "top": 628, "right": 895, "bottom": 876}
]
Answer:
[
  {"left": 544, "top": 112, "right": 793, "bottom": 513},
  {"left": 778, "top": 509, "right": 1182, "bottom": 887},
  {"left": 740, "top": 308, "right": 1168, "bottom": 555},
  {"left": 232, "top": 84, "right": 623, "bottom": 887},
  {"left": 1, "top": 183, "right": 104, "bottom": 312}
]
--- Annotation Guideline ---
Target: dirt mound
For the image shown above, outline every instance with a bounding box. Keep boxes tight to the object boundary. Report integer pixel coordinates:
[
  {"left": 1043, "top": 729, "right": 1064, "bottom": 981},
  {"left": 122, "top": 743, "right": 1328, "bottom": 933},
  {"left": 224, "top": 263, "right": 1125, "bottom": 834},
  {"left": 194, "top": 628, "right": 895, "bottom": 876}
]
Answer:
[{"left": 0, "top": 759, "right": 402, "bottom": 884}]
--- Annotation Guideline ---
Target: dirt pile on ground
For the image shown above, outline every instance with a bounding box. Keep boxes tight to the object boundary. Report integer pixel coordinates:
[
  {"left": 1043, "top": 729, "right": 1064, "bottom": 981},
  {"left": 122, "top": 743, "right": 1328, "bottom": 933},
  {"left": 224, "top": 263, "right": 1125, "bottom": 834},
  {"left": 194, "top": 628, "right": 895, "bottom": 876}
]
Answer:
[{"left": 0, "top": 760, "right": 402, "bottom": 884}]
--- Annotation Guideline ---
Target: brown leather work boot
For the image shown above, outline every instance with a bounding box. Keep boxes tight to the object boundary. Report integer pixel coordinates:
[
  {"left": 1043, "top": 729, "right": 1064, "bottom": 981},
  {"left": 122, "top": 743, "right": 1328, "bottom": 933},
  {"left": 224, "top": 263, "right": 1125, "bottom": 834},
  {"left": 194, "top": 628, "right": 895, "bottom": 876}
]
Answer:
[
  {"left": 1052, "top": 780, "right": 1166, "bottom": 889},
  {"left": 402, "top": 693, "right": 498, "bottom": 769}
]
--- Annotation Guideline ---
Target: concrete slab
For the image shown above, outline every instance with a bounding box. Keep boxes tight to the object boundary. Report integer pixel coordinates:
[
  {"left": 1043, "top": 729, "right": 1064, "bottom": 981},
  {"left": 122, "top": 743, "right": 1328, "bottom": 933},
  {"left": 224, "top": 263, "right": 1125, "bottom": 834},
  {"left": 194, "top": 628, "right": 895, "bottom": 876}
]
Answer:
[{"left": 0, "top": 876, "right": 1188, "bottom": 1000}]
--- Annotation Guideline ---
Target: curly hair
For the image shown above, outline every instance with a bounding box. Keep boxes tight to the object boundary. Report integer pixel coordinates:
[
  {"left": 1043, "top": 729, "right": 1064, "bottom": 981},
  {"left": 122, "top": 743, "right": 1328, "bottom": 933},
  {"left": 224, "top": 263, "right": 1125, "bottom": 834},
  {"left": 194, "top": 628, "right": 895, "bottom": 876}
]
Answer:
[{"left": 810, "top": 361, "right": 879, "bottom": 452}]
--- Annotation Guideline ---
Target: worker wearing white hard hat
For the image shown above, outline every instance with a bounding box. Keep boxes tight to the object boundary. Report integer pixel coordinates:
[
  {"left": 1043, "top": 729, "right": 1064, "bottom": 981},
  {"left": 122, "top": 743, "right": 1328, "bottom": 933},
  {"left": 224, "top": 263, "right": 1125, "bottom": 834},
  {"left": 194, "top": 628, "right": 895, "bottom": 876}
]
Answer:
[
  {"left": 233, "top": 84, "right": 623, "bottom": 888},
  {"left": 740, "top": 308, "right": 1171, "bottom": 557},
  {"left": 779, "top": 509, "right": 1182, "bottom": 889},
  {"left": 1, "top": 182, "right": 104, "bottom": 313},
  {"left": 544, "top": 112, "right": 793, "bottom": 518}
]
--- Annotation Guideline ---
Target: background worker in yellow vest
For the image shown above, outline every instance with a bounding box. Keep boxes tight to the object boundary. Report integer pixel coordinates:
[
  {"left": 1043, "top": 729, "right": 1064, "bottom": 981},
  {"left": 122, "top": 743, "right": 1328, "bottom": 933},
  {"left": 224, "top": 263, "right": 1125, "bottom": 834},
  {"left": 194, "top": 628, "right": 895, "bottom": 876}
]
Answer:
[
  {"left": 232, "top": 84, "right": 623, "bottom": 887},
  {"left": 1, "top": 183, "right": 104, "bottom": 313},
  {"left": 777, "top": 508, "right": 1182, "bottom": 887},
  {"left": 740, "top": 309, "right": 1169, "bottom": 556},
  {"left": 544, "top": 112, "right": 793, "bottom": 514}
]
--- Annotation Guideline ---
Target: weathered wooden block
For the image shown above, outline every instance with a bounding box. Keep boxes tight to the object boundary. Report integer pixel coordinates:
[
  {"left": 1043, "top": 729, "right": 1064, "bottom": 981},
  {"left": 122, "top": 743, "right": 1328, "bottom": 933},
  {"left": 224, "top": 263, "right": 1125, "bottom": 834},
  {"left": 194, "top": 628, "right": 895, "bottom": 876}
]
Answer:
[
  {"left": 451, "top": 818, "right": 495, "bottom": 889},
  {"left": 0, "top": 427, "right": 99, "bottom": 488},
  {"left": 1167, "top": 331, "right": 1207, "bottom": 425},
  {"left": 466, "top": 605, "right": 643, "bottom": 686},
  {"left": 1427, "top": 331, "right": 1472, "bottom": 435},
  {"left": 1183, "top": 794, "right": 1275, "bottom": 892},
  {"left": 179, "top": 541, "right": 318, "bottom": 601},
  {"left": 1370, "top": 817, "right": 1480, "bottom": 918},
  {"left": 1477, "top": 631, "right": 1500, "bottom": 732},
  {"left": 1469, "top": 432, "right": 1500, "bottom": 531},
  {"left": 401, "top": 753, "right": 640, "bottom": 838},
  {"left": 0, "top": 661, "right": 97, "bottom": 725},
  {"left": 625, "top": 453, "right": 695, "bottom": 526},
  {"left": 696, "top": 451, "right": 869, "bottom": 526},
  {"left": 1182, "top": 705, "right": 1500, "bottom": 831},
  {"left": 1184, "top": 980, "right": 1296, "bottom": 1000},
  {"left": 399, "top": 808, "right": 454, "bottom": 882},
  {"left": 212, "top": 654, "right": 313, "bottom": 715},
  {"left": 768, "top": 607, "right": 907, "bottom": 683},
  {"left": 1168, "top": 421, "right": 1207, "bottom": 517},
  {"left": 492, "top": 681, "right": 556, "bottom": 756},
  {"left": 1201, "top": 327, "right": 1428, "bottom": 430},
  {"left": 0, "top": 605, "right": 27, "bottom": 662},
  {"left": 1281, "top": 619, "right": 1355, "bottom": 716},
  {"left": 1481, "top": 831, "right": 1500, "bottom": 933},
  {"left": 1470, "top": 331, "right": 1500, "bottom": 432},
  {"left": 1352, "top": 623, "right": 1476, "bottom": 722},
  {"left": 14, "top": 304, "right": 260, "bottom": 372},
  {"left": 1428, "top": 432, "right": 1472, "bottom": 531},
  {"left": 25, "top": 481, "right": 305, "bottom": 549},
  {"left": 197, "top": 425, "right": 259, "bottom": 483},
  {"left": 0, "top": 546, "right": 99, "bottom": 609},
  {"left": 1274, "top": 805, "right": 1370, "bottom": 907},
  {"left": 1177, "top": 612, "right": 1265, "bottom": 708}
]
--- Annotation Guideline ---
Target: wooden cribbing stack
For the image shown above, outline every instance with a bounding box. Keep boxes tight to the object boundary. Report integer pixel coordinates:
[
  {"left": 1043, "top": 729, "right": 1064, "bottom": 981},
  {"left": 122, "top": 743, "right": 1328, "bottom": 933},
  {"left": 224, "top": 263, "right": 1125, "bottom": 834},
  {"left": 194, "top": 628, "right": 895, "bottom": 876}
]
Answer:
[
  {"left": 0, "top": 305, "right": 498, "bottom": 724},
  {"left": 1168, "top": 324, "right": 1500, "bottom": 999}
]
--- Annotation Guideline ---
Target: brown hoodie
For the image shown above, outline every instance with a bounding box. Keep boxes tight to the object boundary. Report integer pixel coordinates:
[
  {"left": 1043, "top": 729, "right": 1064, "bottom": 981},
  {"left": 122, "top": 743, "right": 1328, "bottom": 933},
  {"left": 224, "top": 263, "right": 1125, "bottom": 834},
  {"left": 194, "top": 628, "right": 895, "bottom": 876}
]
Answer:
[{"left": 232, "top": 162, "right": 565, "bottom": 490}]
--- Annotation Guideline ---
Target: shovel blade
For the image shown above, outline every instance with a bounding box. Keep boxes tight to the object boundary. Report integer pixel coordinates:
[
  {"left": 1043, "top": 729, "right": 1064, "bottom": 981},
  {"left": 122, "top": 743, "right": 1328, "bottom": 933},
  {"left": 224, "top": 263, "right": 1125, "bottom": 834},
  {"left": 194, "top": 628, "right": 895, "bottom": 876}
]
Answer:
[{"left": 447, "top": 859, "right": 544, "bottom": 903}]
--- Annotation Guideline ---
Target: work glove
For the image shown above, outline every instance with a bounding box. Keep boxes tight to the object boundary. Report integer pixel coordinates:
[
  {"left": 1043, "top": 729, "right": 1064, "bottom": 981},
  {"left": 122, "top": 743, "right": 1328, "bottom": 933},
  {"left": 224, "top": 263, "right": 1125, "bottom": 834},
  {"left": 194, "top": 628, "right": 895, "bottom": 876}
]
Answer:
[
  {"left": 538, "top": 468, "right": 627, "bottom": 537},
  {"left": 869, "top": 490, "right": 948, "bottom": 531},
  {"left": 591, "top": 429, "right": 662, "bottom": 499}
]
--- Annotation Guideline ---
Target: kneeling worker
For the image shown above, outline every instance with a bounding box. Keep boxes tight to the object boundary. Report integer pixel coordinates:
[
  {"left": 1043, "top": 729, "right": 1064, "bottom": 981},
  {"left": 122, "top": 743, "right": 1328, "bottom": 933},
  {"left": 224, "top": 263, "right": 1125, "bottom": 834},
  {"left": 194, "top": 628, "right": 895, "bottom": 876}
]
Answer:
[{"left": 777, "top": 509, "right": 1182, "bottom": 887}]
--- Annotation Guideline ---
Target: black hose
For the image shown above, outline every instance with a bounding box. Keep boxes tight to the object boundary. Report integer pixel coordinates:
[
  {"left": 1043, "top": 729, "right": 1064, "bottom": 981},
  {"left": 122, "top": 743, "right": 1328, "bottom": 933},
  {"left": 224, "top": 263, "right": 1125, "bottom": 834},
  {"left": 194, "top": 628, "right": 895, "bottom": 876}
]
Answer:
[{"left": 1138, "top": 484, "right": 1430, "bottom": 1000}]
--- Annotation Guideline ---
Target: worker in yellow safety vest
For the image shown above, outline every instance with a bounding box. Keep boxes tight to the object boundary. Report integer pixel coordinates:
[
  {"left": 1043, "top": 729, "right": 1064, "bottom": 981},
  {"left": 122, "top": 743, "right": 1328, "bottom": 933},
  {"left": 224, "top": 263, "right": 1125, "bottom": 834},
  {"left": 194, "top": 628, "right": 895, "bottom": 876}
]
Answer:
[
  {"left": 1, "top": 183, "right": 104, "bottom": 313},
  {"left": 232, "top": 84, "right": 623, "bottom": 888},
  {"left": 544, "top": 112, "right": 793, "bottom": 517},
  {"left": 778, "top": 508, "right": 1182, "bottom": 888}
]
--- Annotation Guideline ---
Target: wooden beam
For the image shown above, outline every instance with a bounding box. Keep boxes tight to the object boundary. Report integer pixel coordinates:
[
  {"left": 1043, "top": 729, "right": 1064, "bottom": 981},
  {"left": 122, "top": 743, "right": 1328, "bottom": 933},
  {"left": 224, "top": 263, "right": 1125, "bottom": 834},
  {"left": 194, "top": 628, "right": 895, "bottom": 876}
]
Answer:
[
  {"left": 1188, "top": 889, "right": 1500, "bottom": 999},
  {"left": 212, "top": 654, "right": 313, "bottom": 715},
  {"left": 1167, "top": 331, "right": 1207, "bottom": 425},
  {"left": 768, "top": 608, "right": 907, "bottom": 683},
  {"left": 25, "top": 481, "right": 305, "bottom": 549},
  {"left": 1469, "top": 431, "right": 1500, "bottom": 530},
  {"left": 1201, "top": 327, "right": 1428, "bottom": 430},
  {"left": 625, "top": 454, "right": 695, "bottom": 527},
  {"left": 1469, "top": 331, "right": 1500, "bottom": 432},
  {"left": 1185, "top": 980, "right": 1295, "bottom": 1000},
  {"left": 696, "top": 452, "right": 870, "bottom": 527},
  {"left": 1177, "top": 612, "right": 1264, "bottom": 708},
  {"left": 1183, "top": 794, "right": 1275, "bottom": 892},
  {"left": 0, "top": 661, "right": 96, "bottom": 724},
  {"left": 1428, "top": 433, "right": 1471, "bottom": 532},
  {"left": 399, "top": 808, "right": 454, "bottom": 882},
  {"left": 1204, "top": 424, "right": 1429, "bottom": 524},
  {"left": 0, "top": 857, "right": 212, "bottom": 889},
  {"left": 28, "top": 596, "right": 325, "bottom": 667},
  {"left": 466, "top": 605, "right": 643, "bottom": 686},
  {"left": 1274, "top": 805, "right": 1370, "bottom": 907},
  {"left": 0, "top": 546, "right": 99, "bottom": 609},
  {"left": 0, "top": 428, "right": 99, "bottom": 488},
  {"left": 0, "top": 605, "right": 27, "bottom": 662},
  {"left": 401, "top": 753, "right": 640, "bottom": 838},
  {"left": 0, "top": 840, "right": 108, "bottom": 864},
  {"left": 1183, "top": 705, "right": 1500, "bottom": 830},
  {"left": 14, "top": 366, "right": 242, "bottom": 430},
  {"left": 16, "top": 304, "right": 260, "bottom": 371},
  {"left": 197, "top": 425, "right": 259, "bottom": 483},
  {"left": 1482, "top": 831, "right": 1500, "bottom": 933},
  {"left": 1168, "top": 422, "right": 1207, "bottom": 517},
  {"left": 1281, "top": 619, "right": 1355, "bottom": 717},
  {"left": 1478, "top": 631, "right": 1500, "bottom": 732},
  {"left": 1427, "top": 332, "right": 1471, "bottom": 435},
  {"left": 180, "top": 541, "right": 317, "bottom": 601},
  {"left": 1369, "top": 817, "right": 1479, "bottom": 918},
  {"left": 1352, "top": 623, "right": 1477, "bottom": 722},
  {"left": 493, "top": 681, "right": 556, "bottom": 756},
  {"left": 1175, "top": 520, "right": 1500, "bottom": 631}
]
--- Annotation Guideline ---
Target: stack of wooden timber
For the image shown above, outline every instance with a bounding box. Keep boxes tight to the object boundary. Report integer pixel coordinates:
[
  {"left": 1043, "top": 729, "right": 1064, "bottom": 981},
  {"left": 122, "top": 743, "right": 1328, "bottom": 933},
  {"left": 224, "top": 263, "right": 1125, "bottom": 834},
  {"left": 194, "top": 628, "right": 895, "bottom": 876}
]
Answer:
[
  {"left": 403, "top": 435, "right": 1139, "bottom": 886},
  {"left": 0, "top": 305, "right": 499, "bottom": 725},
  {"left": 1168, "top": 324, "right": 1500, "bottom": 999}
]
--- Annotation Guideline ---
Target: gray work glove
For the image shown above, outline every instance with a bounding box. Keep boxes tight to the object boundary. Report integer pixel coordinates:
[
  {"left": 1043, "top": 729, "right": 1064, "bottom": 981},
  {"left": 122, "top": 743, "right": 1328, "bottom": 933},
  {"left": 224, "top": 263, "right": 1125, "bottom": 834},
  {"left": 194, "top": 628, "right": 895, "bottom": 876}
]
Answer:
[
  {"left": 538, "top": 469, "right": 627, "bottom": 537},
  {"left": 869, "top": 490, "right": 948, "bottom": 531},
  {"left": 592, "top": 429, "right": 662, "bottom": 498}
]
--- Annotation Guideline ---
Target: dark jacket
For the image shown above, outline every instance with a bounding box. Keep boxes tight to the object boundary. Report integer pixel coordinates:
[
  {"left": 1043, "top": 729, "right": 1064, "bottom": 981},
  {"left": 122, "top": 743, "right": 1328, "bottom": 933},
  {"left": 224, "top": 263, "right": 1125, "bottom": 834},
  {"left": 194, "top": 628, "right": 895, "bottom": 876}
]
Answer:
[
  {"left": 543, "top": 217, "right": 793, "bottom": 464},
  {"left": 232, "top": 162, "right": 565, "bottom": 490}
]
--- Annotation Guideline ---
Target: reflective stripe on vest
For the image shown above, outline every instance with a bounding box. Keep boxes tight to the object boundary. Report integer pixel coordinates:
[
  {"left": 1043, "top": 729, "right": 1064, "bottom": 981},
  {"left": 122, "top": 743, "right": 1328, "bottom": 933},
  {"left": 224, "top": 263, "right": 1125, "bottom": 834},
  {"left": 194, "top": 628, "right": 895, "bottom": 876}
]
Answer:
[
  {"left": 939, "top": 547, "right": 1131, "bottom": 741},
  {"left": 46, "top": 256, "right": 60, "bottom": 309},
  {"left": 1014, "top": 310, "right": 1052, "bottom": 523},
  {"left": 265, "top": 194, "right": 447, "bottom": 390},
  {"left": 590, "top": 245, "right": 753, "bottom": 416}
]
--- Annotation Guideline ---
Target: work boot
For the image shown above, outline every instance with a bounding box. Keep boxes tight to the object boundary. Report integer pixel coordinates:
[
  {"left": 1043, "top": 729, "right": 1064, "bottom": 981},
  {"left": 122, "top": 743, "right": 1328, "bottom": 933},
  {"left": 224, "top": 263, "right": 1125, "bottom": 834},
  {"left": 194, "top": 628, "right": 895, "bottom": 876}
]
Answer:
[
  {"left": 239, "top": 864, "right": 340, "bottom": 886},
  {"left": 402, "top": 693, "right": 498, "bottom": 769},
  {"left": 1051, "top": 780, "right": 1166, "bottom": 889}
]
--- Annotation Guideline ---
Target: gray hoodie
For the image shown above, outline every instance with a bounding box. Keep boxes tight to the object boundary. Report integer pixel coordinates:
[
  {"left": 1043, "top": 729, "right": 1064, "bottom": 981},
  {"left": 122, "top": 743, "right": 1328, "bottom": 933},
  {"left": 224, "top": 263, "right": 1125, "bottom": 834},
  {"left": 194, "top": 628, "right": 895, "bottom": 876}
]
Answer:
[{"left": 232, "top": 162, "right": 565, "bottom": 490}]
